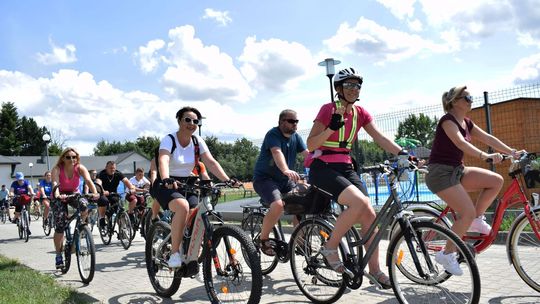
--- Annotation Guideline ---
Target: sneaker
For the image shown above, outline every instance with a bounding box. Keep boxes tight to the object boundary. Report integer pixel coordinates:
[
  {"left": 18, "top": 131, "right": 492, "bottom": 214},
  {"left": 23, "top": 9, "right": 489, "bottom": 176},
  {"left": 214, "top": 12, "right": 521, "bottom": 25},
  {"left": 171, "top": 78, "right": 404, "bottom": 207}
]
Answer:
[
  {"left": 55, "top": 255, "right": 64, "bottom": 269},
  {"left": 468, "top": 216, "right": 491, "bottom": 235},
  {"left": 435, "top": 251, "right": 463, "bottom": 276},
  {"left": 99, "top": 218, "right": 106, "bottom": 229},
  {"left": 168, "top": 251, "right": 183, "bottom": 268}
]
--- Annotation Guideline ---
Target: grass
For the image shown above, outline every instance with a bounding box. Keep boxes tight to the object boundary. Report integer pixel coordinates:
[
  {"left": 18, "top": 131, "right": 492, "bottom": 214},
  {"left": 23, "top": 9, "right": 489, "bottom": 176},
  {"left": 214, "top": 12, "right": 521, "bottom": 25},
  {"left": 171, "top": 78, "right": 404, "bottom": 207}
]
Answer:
[{"left": 0, "top": 255, "right": 93, "bottom": 304}]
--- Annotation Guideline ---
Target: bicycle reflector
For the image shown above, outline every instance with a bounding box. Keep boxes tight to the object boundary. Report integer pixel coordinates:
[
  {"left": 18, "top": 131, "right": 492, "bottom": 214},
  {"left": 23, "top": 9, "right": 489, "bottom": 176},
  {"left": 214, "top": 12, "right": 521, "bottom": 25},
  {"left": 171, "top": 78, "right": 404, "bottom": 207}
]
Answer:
[
  {"left": 319, "top": 230, "right": 329, "bottom": 239},
  {"left": 396, "top": 249, "right": 404, "bottom": 266}
]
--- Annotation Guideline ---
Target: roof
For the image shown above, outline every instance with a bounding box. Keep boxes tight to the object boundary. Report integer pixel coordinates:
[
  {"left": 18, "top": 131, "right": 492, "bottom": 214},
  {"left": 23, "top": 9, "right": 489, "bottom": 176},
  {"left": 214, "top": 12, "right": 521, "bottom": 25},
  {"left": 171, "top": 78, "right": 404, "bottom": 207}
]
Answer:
[{"left": 0, "top": 155, "right": 19, "bottom": 164}]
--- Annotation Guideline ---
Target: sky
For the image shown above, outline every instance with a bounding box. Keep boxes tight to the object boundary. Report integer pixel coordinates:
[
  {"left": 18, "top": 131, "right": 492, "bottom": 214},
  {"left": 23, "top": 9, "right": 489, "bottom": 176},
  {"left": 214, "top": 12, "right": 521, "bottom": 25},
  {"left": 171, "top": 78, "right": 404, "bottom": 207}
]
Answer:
[{"left": 1, "top": 0, "right": 540, "bottom": 155}]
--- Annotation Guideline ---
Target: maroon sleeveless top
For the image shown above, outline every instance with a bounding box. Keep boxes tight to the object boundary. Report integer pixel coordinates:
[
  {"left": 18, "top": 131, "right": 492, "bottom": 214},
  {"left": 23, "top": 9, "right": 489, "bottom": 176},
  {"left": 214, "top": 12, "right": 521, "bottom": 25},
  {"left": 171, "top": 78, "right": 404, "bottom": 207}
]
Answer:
[{"left": 428, "top": 113, "right": 474, "bottom": 167}]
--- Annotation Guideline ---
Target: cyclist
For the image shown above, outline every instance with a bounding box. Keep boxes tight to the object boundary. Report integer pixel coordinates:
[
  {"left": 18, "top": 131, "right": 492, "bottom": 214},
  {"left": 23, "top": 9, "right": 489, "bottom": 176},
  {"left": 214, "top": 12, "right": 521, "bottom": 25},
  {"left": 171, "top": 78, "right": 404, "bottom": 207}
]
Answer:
[
  {"left": 156, "top": 106, "right": 238, "bottom": 268},
  {"left": 9, "top": 172, "right": 35, "bottom": 226},
  {"left": 306, "top": 67, "right": 404, "bottom": 289},
  {"left": 127, "top": 167, "right": 151, "bottom": 222},
  {"left": 0, "top": 184, "right": 10, "bottom": 222},
  {"left": 95, "top": 161, "right": 136, "bottom": 228},
  {"left": 253, "top": 109, "right": 309, "bottom": 256},
  {"left": 51, "top": 147, "right": 99, "bottom": 269},
  {"left": 39, "top": 171, "right": 53, "bottom": 226},
  {"left": 425, "top": 85, "right": 524, "bottom": 275}
]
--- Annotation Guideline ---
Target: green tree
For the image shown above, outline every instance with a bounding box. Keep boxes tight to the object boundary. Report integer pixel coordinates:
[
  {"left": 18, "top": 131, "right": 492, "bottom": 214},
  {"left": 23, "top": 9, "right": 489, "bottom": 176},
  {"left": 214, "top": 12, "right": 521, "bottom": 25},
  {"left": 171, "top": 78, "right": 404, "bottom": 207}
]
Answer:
[
  {"left": 0, "top": 102, "right": 21, "bottom": 155},
  {"left": 357, "top": 140, "right": 389, "bottom": 166},
  {"left": 93, "top": 139, "right": 138, "bottom": 156},
  {"left": 135, "top": 136, "right": 161, "bottom": 159},
  {"left": 17, "top": 117, "right": 47, "bottom": 156},
  {"left": 395, "top": 113, "right": 438, "bottom": 148}
]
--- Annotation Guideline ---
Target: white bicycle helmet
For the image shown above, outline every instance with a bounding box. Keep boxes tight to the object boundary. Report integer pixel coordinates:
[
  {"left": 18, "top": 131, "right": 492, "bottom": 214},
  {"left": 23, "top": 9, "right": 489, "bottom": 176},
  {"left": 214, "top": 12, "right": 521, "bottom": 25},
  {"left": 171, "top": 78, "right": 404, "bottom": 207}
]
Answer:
[{"left": 333, "top": 68, "right": 363, "bottom": 88}]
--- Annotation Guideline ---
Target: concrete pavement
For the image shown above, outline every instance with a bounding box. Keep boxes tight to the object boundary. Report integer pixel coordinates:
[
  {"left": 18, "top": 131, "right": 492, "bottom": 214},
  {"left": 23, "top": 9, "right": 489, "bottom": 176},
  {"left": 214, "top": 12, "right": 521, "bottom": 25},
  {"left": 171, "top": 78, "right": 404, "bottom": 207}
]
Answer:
[{"left": 0, "top": 208, "right": 539, "bottom": 303}]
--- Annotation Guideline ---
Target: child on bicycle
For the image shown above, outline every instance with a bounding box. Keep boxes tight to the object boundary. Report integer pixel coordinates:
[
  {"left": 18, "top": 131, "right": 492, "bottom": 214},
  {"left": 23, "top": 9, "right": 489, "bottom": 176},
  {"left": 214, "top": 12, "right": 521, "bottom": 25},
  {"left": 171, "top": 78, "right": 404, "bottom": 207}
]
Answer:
[
  {"left": 306, "top": 67, "right": 404, "bottom": 289},
  {"left": 425, "top": 85, "right": 524, "bottom": 275},
  {"left": 252, "top": 109, "right": 309, "bottom": 256}
]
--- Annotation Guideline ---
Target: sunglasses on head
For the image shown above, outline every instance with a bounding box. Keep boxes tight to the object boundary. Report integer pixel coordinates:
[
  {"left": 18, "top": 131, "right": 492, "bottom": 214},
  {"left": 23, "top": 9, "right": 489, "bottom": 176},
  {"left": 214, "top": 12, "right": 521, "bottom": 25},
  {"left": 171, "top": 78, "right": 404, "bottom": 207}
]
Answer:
[
  {"left": 458, "top": 95, "right": 473, "bottom": 103},
  {"left": 283, "top": 119, "right": 299, "bottom": 124},
  {"left": 342, "top": 82, "right": 362, "bottom": 90},
  {"left": 182, "top": 117, "right": 200, "bottom": 125},
  {"left": 65, "top": 155, "right": 77, "bottom": 160}
]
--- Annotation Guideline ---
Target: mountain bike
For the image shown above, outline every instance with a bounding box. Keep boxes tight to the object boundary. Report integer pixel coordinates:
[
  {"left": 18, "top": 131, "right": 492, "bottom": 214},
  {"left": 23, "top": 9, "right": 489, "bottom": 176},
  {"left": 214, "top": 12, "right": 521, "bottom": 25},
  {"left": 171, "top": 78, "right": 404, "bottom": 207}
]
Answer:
[
  {"left": 288, "top": 158, "right": 481, "bottom": 304},
  {"left": 11, "top": 195, "right": 32, "bottom": 242},
  {"left": 43, "top": 203, "right": 55, "bottom": 236},
  {"left": 98, "top": 193, "right": 133, "bottom": 249},
  {"left": 145, "top": 178, "right": 263, "bottom": 303},
  {"left": 1, "top": 199, "right": 10, "bottom": 224},
  {"left": 30, "top": 198, "right": 42, "bottom": 221},
  {"left": 128, "top": 190, "right": 151, "bottom": 240},
  {"left": 57, "top": 193, "right": 97, "bottom": 284},
  {"left": 396, "top": 153, "right": 540, "bottom": 292}
]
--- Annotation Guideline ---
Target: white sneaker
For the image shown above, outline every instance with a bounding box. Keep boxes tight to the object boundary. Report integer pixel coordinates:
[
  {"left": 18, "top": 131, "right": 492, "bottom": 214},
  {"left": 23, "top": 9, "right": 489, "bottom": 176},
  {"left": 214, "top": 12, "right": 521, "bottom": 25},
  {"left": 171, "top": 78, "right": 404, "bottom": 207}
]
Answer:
[
  {"left": 435, "top": 251, "right": 463, "bottom": 276},
  {"left": 168, "top": 252, "right": 183, "bottom": 268},
  {"left": 468, "top": 216, "right": 491, "bottom": 235}
]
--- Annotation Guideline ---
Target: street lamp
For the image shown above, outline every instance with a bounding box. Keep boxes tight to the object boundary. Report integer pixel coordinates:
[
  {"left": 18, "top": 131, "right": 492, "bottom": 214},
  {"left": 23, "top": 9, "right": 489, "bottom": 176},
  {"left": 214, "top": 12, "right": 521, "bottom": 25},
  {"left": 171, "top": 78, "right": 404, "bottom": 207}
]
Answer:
[
  {"left": 28, "top": 162, "right": 34, "bottom": 188},
  {"left": 42, "top": 133, "right": 51, "bottom": 171}
]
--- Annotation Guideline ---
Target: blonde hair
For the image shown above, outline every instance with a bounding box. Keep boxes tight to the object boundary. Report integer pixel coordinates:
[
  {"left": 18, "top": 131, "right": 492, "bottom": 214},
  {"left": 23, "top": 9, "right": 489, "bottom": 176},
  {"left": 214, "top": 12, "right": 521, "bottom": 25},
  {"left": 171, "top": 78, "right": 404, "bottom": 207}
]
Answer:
[
  {"left": 442, "top": 86, "right": 467, "bottom": 112},
  {"left": 54, "top": 147, "right": 80, "bottom": 168}
]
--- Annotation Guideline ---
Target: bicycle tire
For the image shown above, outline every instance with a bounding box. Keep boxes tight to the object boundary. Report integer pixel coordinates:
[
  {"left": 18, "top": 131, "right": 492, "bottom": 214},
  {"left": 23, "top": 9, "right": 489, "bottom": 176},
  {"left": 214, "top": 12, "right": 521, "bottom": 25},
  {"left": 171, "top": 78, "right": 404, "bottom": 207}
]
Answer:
[
  {"left": 130, "top": 211, "right": 140, "bottom": 241},
  {"left": 508, "top": 208, "right": 540, "bottom": 292},
  {"left": 240, "top": 212, "right": 280, "bottom": 275},
  {"left": 388, "top": 204, "right": 452, "bottom": 241},
  {"left": 99, "top": 215, "right": 112, "bottom": 245},
  {"left": 1, "top": 208, "right": 7, "bottom": 224},
  {"left": 43, "top": 212, "right": 53, "bottom": 236},
  {"left": 289, "top": 218, "right": 347, "bottom": 304},
  {"left": 117, "top": 212, "right": 133, "bottom": 249},
  {"left": 388, "top": 221, "right": 480, "bottom": 304},
  {"left": 145, "top": 221, "right": 182, "bottom": 297},
  {"left": 23, "top": 211, "right": 30, "bottom": 243},
  {"left": 140, "top": 207, "right": 151, "bottom": 239},
  {"left": 76, "top": 224, "right": 96, "bottom": 284},
  {"left": 32, "top": 203, "right": 41, "bottom": 221},
  {"left": 62, "top": 241, "right": 72, "bottom": 274},
  {"left": 203, "top": 225, "right": 262, "bottom": 304}
]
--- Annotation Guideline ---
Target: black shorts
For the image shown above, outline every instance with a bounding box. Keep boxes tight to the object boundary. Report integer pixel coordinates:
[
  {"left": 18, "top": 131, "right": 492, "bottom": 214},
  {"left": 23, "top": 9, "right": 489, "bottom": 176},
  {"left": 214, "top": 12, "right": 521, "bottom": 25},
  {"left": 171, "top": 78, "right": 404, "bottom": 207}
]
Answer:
[
  {"left": 97, "top": 194, "right": 120, "bottom": 207},
  {"left": 253, "top": 177, "right": 294, "bottom": 208},
  {"left": 155, "top": 187, "right": 198, "bottom": 210},
  {"left": 309, "top": 159, "right": 367, "bottom": 199}
]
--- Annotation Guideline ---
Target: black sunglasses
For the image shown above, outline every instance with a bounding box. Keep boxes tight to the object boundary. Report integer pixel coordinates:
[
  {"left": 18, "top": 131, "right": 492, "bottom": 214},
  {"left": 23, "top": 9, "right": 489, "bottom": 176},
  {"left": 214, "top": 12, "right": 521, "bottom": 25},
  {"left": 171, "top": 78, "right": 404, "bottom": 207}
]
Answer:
[
  {"left": 65, "top": 155, "right": 77, "bottom": 160},
  {"left": 458, "top": 95, "right": 473, "bottom": 103},
  {"left": 283, "top": 119, "right": 299, "bottom": 124},
  {"left": 182, "top": 117, "right": 201, "bottom": 125}
]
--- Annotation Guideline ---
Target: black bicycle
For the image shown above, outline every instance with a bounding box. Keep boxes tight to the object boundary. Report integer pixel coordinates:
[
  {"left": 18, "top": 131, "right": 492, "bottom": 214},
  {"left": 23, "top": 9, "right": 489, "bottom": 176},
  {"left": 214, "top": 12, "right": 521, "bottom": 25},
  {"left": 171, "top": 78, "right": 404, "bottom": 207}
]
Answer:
[
  {"left": 57, "top": 193, "right": 97, "bottom": 284},
  {"left": 287, "top": 158, "right": 481, "bottom": 304},
  {"left": 145, "top": 178, "right": 262, "bottom": 303},
  {"left": 128, "top": 190, "right": 151, "bottom": 240},
  {"left": 11, "top": 195, "right": 32, "bottom": 242},
  {"left": 98, "top": 193, "right": 133, "bottom": 249}
]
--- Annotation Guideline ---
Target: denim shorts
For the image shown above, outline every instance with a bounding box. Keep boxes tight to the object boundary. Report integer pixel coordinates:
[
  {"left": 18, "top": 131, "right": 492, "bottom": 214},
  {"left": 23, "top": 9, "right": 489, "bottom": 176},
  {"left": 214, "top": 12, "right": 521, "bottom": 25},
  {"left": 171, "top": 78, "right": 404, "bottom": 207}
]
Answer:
[{"left": 425, "top": 163, "right": 465, "bottom": 193}]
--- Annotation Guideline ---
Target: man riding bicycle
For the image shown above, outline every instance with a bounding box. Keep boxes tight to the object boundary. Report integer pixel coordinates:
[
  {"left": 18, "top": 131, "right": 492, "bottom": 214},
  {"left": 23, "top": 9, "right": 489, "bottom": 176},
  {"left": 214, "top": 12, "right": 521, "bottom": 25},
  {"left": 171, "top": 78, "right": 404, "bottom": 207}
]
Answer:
[
  {"left": 0, "top": 184, "right": 10, "bottom": 222},
  {"left": 39, "top": 171, "right": 53, "bottom": 226},
  {"left": 95, "top": 161, "right": 136, "bottom": 228},
  {"left": 252, "top": 109, "right": 309, "bottom": 256},
  {"left": 127, "top": 167, "right": 151, "bottom": 223},
  {"left": 9, "top": 172, "right": 35, "bottom": 226}
]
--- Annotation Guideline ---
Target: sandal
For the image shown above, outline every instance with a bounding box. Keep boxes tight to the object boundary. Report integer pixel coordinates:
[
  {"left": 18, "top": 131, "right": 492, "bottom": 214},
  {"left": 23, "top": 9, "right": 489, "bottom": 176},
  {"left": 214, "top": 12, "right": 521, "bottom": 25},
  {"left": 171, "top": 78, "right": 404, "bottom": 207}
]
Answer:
[
  {"left": 369, "top": 271, "right": 392, "bottom": 289},
  {"left": 320, "top": 246, "right": 346, "bottom": 273},
  {"left": 260, "top": 239, "right": 276, "bottom": 257}
]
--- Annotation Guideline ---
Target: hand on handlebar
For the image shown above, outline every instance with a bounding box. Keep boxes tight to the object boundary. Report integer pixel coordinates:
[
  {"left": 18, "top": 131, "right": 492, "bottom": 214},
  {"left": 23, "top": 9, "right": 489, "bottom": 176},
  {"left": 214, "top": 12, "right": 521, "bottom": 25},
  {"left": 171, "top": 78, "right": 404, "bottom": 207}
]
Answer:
[
  {"left": 484, "top": 153, "right": 504, "bottom": 164},
  {"left": 283, "top": 169, "right": 301, "bottom": 182},
  {"left": 162, "top": 178, "right": 177, "bottom": 189},
  {"left": 226, "top": 177, "right": 242, "bottom": 188}
]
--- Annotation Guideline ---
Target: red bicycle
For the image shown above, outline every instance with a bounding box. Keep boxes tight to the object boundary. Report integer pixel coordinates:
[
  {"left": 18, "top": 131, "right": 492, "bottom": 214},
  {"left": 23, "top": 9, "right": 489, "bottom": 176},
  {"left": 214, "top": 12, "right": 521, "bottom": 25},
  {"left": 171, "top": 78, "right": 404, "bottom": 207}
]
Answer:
[{"left": 391, "top": 153, "right": 540, "bottom": 292}]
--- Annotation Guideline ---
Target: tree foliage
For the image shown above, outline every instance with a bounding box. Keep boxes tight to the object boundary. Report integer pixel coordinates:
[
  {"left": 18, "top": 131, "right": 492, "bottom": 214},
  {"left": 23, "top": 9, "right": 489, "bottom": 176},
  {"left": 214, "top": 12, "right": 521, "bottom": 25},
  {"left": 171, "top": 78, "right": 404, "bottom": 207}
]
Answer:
[{"left": 395, "top": 113, "right": 438, "bottom": 148}]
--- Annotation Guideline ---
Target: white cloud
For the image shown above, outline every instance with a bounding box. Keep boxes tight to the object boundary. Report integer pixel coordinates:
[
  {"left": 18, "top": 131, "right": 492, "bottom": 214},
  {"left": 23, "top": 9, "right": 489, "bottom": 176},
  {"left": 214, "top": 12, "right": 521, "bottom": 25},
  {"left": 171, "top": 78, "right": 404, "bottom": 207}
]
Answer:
[
  {"left": 135, "top": 39, "right": 165, "bottom": 73},
  {"left": 158, "top": 25, "right": 253, "bottom": 104},
  {"left": 202, "top": 8, "right": 232, "bottom": 26},
  {"left": 323, "top": 17, "right": 450, "bottom": 64},
  {"left": 407, "top": 18, "right": 423, "bottom": 32},
  {"left": 36, "top": 38, "right": 77, "bottom": 65},
  {"left": 376, "top": 0, "right": 416, "bottom": 20},
  {"left": 512, "top": 53, "right": 540, "bottom": 83},
  {"left": 238, "top": 36, "right": 317, "bottom": 92}
]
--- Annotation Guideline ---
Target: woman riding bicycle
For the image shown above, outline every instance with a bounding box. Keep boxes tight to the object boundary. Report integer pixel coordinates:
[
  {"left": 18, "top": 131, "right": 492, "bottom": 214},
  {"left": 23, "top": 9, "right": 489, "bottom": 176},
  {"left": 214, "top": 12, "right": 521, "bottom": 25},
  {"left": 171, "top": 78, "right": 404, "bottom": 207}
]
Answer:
[
  {"left": 156, "top": 106, "right": 238, "bottom": 268},
  {"left": 425, "top": 85, "right": 524, "bottom": 275},
  {"left": 39, "top": 171, "right": 53, "bottom": 226},
  {"left": 306, "top": 67, "right": 404, "bottom": 289},
  {"left": 9, "top": 172, "right": 34, "bottom": 225},
  {"left": 51, "top": 147, "right": 99, "bottom": 269}
]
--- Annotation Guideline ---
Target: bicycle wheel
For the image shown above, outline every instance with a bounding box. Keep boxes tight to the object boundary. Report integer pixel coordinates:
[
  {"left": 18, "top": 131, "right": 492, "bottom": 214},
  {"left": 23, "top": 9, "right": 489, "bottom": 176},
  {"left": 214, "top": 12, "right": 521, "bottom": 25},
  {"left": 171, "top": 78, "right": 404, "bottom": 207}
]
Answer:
[
  {"left": 32, "top": 203, "right": 41, "bottom": 220},
  {"left": 43, "top": 211, "right": 53, "bottom": 236},
  {"left": 99, "top": 215, "right": 112, "bottom": 245},
  {"left": 62, "top": 240, "right": 72, "bottom": 274},
  {"left": 76, "top": 225, "right": 96, "bottom": 284},
  {"left": 145, "top": 221, "right": 182, "bottom": 297},
  {"left": 140, "top": 207, "right": 151, "bottom": 239},
  {"left": 508, "top": 208, "right": 540, "bottom": 292},
  {"left": 388, "top": 205, "right": 452, "bottom": 241},
  {"left": 117, "top": 212, "right": 133, "bottom": 249},
  {"left": 240, "top": 212, "right": 280, "bottom": 275},
  {"left": 388, "top": 221, "right": 480, "bottom": 304},
  {"left": 130, "top": 212, "right": 140, "bottom": 241},
  {"left": 289, "top": 218, "right": 347, "bottom": 304},
  {"left": 203, "top": 225, "right": 262, "bottom": 304},
  {"left": 1, "top": 208, "right": 6, "bottom": 224},
  {"left": 23, "top": 211, "right": 30, "bottom": 243}
]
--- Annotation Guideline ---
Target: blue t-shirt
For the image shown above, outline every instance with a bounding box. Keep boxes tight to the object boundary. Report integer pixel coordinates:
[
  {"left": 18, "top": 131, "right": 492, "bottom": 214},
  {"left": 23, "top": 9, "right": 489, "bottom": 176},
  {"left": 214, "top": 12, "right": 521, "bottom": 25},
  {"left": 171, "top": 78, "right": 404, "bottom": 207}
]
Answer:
[
  {"left": 10, "top": 180, "right": 30, "bottom": 195},
  {"left": 39, "top": 179, "right": 53, "bottom": 197},
  {"left": 253, "top": 127, "right": 306, "bottom": 181}
]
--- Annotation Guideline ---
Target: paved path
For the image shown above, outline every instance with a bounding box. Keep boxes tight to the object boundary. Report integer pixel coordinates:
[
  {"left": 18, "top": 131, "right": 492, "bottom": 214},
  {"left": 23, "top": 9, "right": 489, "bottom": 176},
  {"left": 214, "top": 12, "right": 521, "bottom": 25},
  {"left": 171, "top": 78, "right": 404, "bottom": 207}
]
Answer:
[{"left": 1, "top": 216, "right": 539, "bottom": 304}]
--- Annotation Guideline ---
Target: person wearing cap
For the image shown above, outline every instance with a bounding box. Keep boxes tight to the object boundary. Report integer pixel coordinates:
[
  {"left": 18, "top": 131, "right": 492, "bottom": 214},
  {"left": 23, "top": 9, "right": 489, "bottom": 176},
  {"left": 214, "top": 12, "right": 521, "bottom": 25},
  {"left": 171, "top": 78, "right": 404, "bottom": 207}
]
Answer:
[
  {"left": 9, "top": 172, "right": 35, "bottom": 225},
  {"left": 306, "top": 67, "right": 404, "bottom": 289},
  {"left": 0, "top": 184, "right": 10, "bottom": 221},
  {"left": 425, "top": 85, "right": 524, "bottom": 276}
]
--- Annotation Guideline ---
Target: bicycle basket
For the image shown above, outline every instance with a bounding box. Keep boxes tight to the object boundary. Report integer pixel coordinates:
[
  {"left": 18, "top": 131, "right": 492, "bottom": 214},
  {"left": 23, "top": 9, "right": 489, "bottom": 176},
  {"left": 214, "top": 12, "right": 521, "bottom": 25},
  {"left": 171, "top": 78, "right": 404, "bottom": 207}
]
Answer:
[
  {"left": 520, "top": 154, "right": 540, "bottom": 189},
  {"left": 283, "top": 184, "right": 332, "bottom": 215}
]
